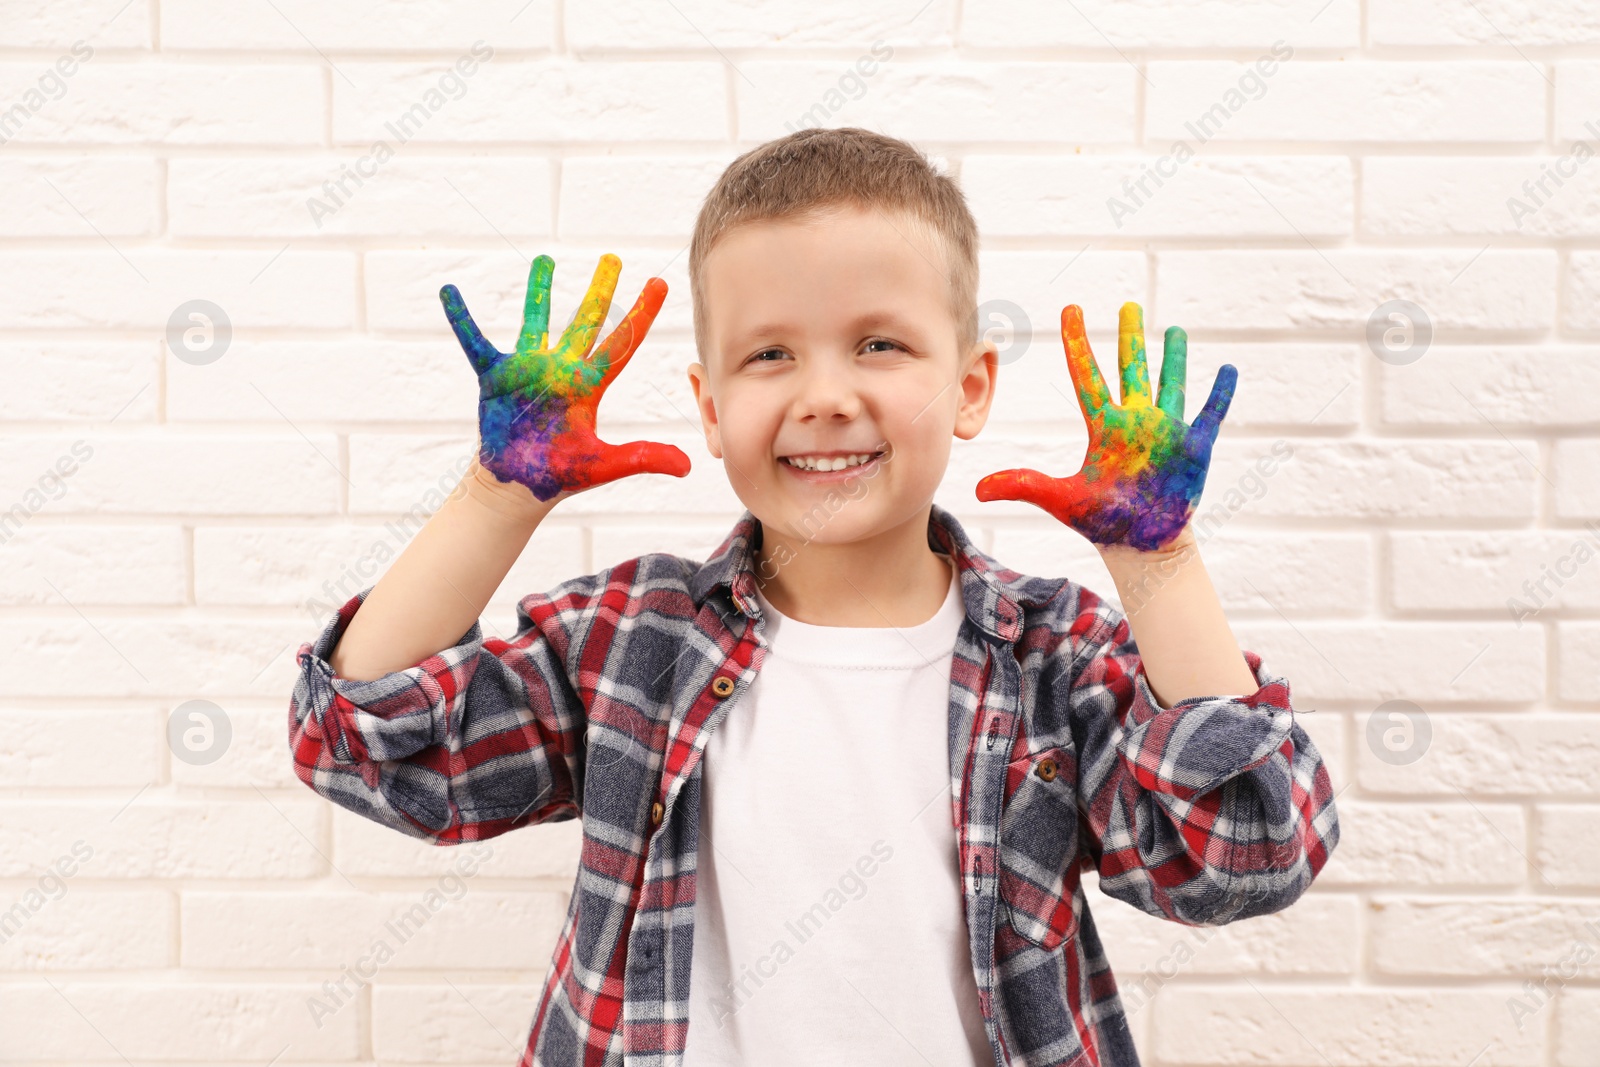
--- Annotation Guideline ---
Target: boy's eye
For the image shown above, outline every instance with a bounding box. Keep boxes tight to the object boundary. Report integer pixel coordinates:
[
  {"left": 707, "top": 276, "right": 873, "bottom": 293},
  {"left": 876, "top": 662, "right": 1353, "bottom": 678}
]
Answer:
[{"left": 743, "top": 340, "right": 904, "bottom": 365}]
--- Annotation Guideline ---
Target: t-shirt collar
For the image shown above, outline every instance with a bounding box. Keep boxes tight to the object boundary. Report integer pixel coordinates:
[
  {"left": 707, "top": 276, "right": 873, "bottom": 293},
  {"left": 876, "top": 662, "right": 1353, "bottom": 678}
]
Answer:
[{"left": 688, "top": 502, "right": 1070, "bottom": 645}]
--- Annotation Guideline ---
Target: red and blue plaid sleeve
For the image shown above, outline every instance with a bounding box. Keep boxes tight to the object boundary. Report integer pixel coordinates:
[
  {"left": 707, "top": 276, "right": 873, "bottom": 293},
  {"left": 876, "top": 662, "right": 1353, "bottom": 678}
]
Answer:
[
  {"left": 1063, "top": 588, "right": 1340, "bottom": 926},
  {"left": 287, "top": 576, "right": 602, "bottom": 845}
]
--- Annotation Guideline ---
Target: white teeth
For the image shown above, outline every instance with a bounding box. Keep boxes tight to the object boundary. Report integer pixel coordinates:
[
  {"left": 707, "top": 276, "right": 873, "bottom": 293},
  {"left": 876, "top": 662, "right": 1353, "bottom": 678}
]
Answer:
[{"left": 784, "top": 452, "right": 879, "bottom": 472}]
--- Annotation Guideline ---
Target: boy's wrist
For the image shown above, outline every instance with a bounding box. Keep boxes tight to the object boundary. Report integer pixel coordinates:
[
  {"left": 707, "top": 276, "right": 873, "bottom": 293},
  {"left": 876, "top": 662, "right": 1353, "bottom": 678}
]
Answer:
[
  {"left": 1096, "top": 526, "right": 1202, "bottom": 617},
  {"left": 463, "top": 458, "right": 561, "bottom": 526},
  {"left": 1096, "top": 525, "right": 1199, "bottom": 567}
]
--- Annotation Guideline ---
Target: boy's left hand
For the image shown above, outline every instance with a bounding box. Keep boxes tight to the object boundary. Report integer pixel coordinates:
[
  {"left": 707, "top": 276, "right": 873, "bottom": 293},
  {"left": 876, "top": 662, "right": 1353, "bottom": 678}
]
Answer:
[{"left": 975, "top": 302, "right": 1237, "bottom": 553}]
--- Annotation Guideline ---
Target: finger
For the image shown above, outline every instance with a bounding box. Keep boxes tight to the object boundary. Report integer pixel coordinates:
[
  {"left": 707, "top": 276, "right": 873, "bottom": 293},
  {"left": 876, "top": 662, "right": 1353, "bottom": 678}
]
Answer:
[
  {"left": 556, "top": 253, "right": 622, "bottom": 360},
  {"left": 976, "top": 468, "right": 1092, "bottom": 528},
  {"left": 1157, "top": 325, "right": 1187, "bottom": 421},
  {"left": 589, "top": 277, "right": 668, "bottom": 391},
  {"left": 440, "top": 283, "right": 500, "bottom": 375},
  {"left": 1062, "top": 305, "right": 1112, "bottom": 420},
  {"left": 1188, "top": 363, "right": 1238, "bottom": 458},
  {"left": 585, "top": 440, "right": 692, "bottom": 489},
  {"left": 1118, "top": 302, "right": 1152, "bottom": 408},
  {"left": 514, "top": 254, "right": 556, "bottom": 356}
]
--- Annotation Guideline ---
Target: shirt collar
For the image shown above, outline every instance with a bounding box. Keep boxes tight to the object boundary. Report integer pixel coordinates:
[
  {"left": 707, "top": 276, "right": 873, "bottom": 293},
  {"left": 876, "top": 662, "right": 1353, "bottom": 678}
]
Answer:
[{"left": 688, "top": 502, "right": 1070, "bottom": 644}]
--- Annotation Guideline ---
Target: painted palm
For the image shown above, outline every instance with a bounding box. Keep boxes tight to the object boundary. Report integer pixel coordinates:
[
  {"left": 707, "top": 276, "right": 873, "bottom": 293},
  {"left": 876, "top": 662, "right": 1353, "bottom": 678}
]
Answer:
[
  {"left": 976, "top": 302, "right": 1237, "bottom": 552},
  {"left": 440, "top": 253, "right": 690, "bottom": 502}
]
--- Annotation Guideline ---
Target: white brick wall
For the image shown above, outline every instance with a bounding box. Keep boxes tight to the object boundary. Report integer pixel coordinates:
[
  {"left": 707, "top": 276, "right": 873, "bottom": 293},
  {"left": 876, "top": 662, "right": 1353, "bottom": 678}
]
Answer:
[{"left": 1, "top": 1, "right": 1595, "bottom": 1063}]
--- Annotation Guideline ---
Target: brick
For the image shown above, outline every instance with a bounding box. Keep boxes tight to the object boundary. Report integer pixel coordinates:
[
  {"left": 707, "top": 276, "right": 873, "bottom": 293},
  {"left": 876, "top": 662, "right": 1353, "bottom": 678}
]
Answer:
[
  {"left": 1371, "top": 897, "right": 1600, "bottom": 976},
  {"left": 169, "top": 339, "right": 476, "bottom": 424},
  {"left": 1554, "top": 63, "right": 1600, "bottom": 140},
  {"left": 169, "top": 701, "right": 306, "bottom": 790},
  {"left": 1359, "top": 714, "right": 1600, "bottom": 797},
  {"left": 346, "top": 434, "right": 480, "bottom": 515},
  {"left": 0, "top": 800, "right": 327, "bottom": 878},
  {"left": 0, "top": 250, "right": 356, "bottom": 330},
  {"left": 1184, "top": 344, "right": 1359, "bottom": 429},
  {"left": 1560, "top": 992, "right": 1600, "bottom": 1067},
  {"left": 973, "top": 251, "right": 1144, "bottom": 425},
  {"left": 569, "top": 2, "right": 956, "bottom": 49},
  {"left": 198, "top": 525, "right": 418, "bottom": 608},
  {"left": 591, "top": 522, "right": 749, "bottom": 573},
  {"left": 961, "top": 0, "right": 1360, "bottom": 47},
  {"left": 1212, "top": 440, "right": 1537, "bottom": 520},
  {"left": 1227, "top": 620, "right": 1543, "bottom": 704},
  {"left": 169, "top": 157, "right": 554, "bottom": 238},
  {"left": 0, "top": 890, "right": 171, "bottom": 970},
  {"left": 979, "top": 251, "right": 1149, "bottom": 321},
  {"left": 194, "top": 521, "right": 585, "bottom": 622},
  {"left": 0, "top": 709, "right": 158, "bottom": 787},
  {"left": 373, "top": 984, "right": 542, "bottom": 1062},
  {"left": 1392, "top": 530, "right": 1600, "bottom": 614},
  {"left": 1536, "top": 806, "right": 1600, "bottom": 886},
  {"left": 334, "top": 60, "right": 726, "bottom": 144},
  {"left": 1316, "top": 802, "right": 1527, "bottom": 886},
  {"left": 1151, "top": 987, "right": 1542, "bottom": 1065},
  {"left": 739, "top": 60, "right": 1135, "bottom": 143},
  {"left": 559, "top": 156, "right": 732, "bottom": 240},
  {"left": 998, "top": 527, "right": 1371, "bottom": 616},
  {"left": 1147, "top": 61, "right": 1544, "bottom": 143},
  {"left": 1374, "top": 0, "right": 1600, "bottom": 44},
  {"left": 0, "top": 434, "right": 341, "bottom": 515},
  {"left": 160, "top": 0, "right": 554, "bottom": 50},
  {"left": 0, "top": 155, "right": 156, "bottom": 235},
  {"left": 980, "top": 333, "right": 1358, "bottom": 433},
  {"left": 0, "top": 525, "right": 184, "bottom": 605},
  {"left": 1556, "top": 440, "right": 1600, "bottom": 519},
  {"left": 1569, "top": 253, "right": 1600, "bottom": 332},
  {"left": 0, "top": 617, "right": 313, "bottom": 697},
  {"left": 1380, "top": 347, "right": 1600, "bottom": 428},
  {"left": 1158, "top": 250, "right": 1556, "bottom": 331},
  {"left": 183, "top": 888, "right": 563, "bottom": 968},
  {"left": 0, "top": 62, "right": 322, "bottom": 144},
  {"left": 1364, "top": 157, "right": 1600, "bottom": 237},
  {"left": 1098, "top": 894, "right": 1358, "bottom": 985},
  {"left": 364, "top": 246, "right": 695, "bottom": 337},
  {"left": 0, "top": 981, "right": 359, "bottom": 1059},
  {"left": 5, "top": 0, "right": 151, "bottom": 48},
  {"left": 1559, "top": 623, "right": 1600, "bottom": 704},
  {"left": 965, "top": 155, "right": 1352, "bottom": 238},
  {"left": 0, "top": 343, "right": 158, "bottom": 422}
]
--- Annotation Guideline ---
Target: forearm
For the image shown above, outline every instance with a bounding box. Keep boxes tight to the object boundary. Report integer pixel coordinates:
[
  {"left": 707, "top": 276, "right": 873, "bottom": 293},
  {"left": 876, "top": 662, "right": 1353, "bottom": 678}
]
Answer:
[
  {"left": 1097, "top": 529, "right": 1258, "bottom": 707},
  {"left": 330, "top": 461, "right": 557, "bottom": 681}
]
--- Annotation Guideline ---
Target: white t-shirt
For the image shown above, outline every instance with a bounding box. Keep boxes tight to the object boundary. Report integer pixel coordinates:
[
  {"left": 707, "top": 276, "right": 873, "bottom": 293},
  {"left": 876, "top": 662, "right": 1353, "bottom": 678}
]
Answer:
[{"left": 682, "top": 555, "right": 993, "bottom": 1067}]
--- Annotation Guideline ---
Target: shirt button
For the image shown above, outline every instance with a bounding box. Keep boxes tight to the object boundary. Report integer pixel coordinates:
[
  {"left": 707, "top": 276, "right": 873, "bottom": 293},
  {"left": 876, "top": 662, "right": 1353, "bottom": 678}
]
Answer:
[
  {"left": 1036, "top": 757, "right": 1058, "bottom": 782},
  {"left": 650, "top": 801, "right": 664, "bottom": 826},
  {"left": 711, "top": 676, "right": 736, "bottom": 698}
]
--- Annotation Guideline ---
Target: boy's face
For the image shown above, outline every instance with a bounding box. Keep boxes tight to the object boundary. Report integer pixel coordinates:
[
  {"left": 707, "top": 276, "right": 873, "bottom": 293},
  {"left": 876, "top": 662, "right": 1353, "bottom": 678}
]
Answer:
[{"left": 686, "top": 203, "right": 997, "bottom": 547}]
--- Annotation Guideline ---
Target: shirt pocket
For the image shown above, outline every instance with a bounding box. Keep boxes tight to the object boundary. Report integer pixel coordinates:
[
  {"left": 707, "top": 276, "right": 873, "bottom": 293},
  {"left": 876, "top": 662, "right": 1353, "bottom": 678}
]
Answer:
[{"left": 998, "top": 745, "right": 1081, "bottom": 951}]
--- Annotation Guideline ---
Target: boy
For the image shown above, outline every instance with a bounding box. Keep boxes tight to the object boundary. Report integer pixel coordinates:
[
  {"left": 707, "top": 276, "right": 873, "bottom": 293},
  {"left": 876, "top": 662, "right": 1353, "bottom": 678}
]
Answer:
[{"left": 289, "top": 127, "right": 1339, "bottom": 1067}]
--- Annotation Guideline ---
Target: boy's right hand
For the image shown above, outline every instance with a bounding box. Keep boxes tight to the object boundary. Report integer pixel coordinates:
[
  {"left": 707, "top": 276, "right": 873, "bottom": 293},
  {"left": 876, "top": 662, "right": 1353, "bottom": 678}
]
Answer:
[{"left": 440, "top": 253, "right": 692, "bottom": 503}]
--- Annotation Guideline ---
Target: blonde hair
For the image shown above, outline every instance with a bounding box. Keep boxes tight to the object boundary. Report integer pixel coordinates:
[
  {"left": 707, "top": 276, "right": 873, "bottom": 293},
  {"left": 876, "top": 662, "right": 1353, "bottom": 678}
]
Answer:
[{"left": 688, "top": 127, "right": 979, "bottom": 369}]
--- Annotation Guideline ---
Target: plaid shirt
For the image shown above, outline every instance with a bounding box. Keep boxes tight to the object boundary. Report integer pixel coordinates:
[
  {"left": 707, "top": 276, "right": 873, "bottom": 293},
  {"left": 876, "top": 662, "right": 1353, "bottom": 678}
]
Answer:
[{"left": 289, "top": 503, "right": 1340, "bottom": 1067}]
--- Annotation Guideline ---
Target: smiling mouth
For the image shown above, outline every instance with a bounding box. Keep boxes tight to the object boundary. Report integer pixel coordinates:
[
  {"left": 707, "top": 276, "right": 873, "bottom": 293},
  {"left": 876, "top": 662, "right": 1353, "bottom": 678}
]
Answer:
[{"left": 779, "top": 451, "right": 886, "bottom": 473}]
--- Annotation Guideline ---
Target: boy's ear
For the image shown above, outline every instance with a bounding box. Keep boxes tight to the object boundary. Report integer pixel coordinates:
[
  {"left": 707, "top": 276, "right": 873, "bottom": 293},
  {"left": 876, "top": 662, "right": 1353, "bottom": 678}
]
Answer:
[
  {"left": 686, "top": 361, "right": 723, "bottom": 459},
  {"left": 953, "top": 339, "right": 999, "bottom": 442}
]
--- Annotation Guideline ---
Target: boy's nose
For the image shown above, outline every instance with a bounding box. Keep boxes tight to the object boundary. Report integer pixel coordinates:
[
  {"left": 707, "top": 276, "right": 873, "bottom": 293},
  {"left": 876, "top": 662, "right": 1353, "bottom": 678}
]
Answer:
[{"left": 791, "top": 363, "right": 863, "bottom": 420}]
